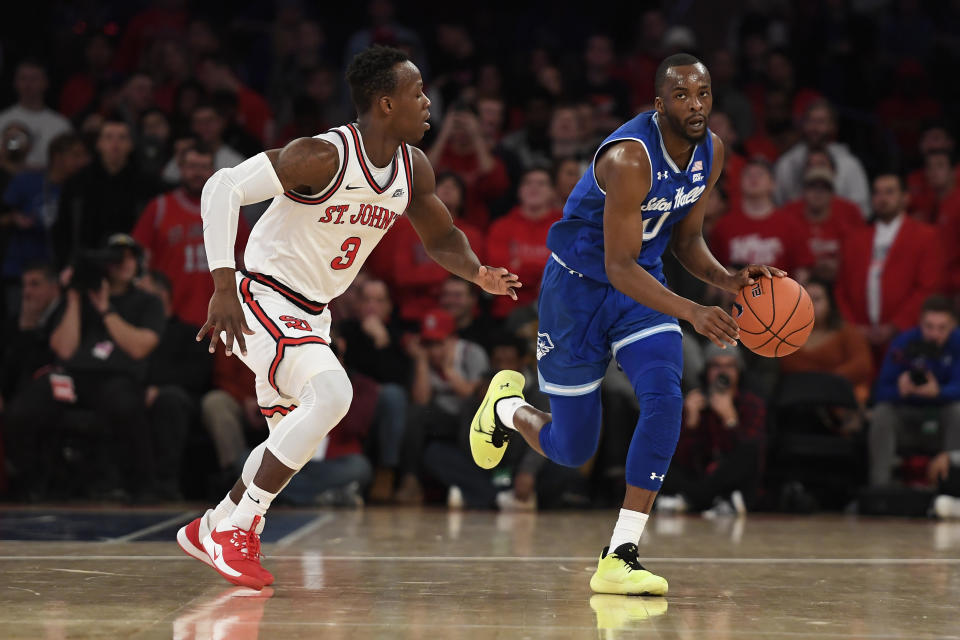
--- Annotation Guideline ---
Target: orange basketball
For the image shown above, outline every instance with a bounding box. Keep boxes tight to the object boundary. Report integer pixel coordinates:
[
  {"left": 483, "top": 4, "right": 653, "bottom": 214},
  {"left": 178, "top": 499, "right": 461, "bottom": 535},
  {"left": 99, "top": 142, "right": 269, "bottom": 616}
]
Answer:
[{"left": 733, "top": 276, "right": 814, "bottom": 357}]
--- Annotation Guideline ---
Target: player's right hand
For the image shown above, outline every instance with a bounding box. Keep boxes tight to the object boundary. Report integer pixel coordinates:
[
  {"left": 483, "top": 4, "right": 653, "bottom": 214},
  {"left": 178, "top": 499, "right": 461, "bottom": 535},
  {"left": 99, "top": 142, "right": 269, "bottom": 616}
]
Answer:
[
  {"left": 196, "top": 290, "right": 255, "bottom": 357},
  {"left": 690, "top": 304, "right": 739, "bottom": 348}
]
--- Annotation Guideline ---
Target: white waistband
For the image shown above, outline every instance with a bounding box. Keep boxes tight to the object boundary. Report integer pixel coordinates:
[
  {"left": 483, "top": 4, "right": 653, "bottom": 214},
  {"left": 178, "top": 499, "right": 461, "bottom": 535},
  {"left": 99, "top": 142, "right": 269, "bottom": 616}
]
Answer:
[{"left": 551, "top": 252, "right": 585, "bottom": 278}]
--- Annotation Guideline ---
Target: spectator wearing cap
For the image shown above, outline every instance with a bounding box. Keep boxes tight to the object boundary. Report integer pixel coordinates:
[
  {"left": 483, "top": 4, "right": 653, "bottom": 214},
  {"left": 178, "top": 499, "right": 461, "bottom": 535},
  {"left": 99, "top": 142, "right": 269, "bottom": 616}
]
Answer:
[
  {"left": 709, "top": 157, "right": 814, "bottom": 279},
  {"left": 485, "top": 167, "right": 562, "bottom": 318},
  {"left": 773, "top": 100, "right": 871, "bottom": 215},
  {"left": 396, "top": 308, "right": 489, "bottom": 503},
  {"left": 5, "top": 234, "right": 165, "bottom": 500},
  {"left": 0, "top": 60, "right": 72, "bottom": 170},
  {"left": 835, "top": 173, "right": 944, "bottom": 364},
  {"left": 52, "top": 118, "right": 160, "bottom": 265},
  {"left": 657, "top": 344, "right": 766, "bottom": 515},
  {"left": 780, "top": 154, "right": 865, "bottom": 282}
]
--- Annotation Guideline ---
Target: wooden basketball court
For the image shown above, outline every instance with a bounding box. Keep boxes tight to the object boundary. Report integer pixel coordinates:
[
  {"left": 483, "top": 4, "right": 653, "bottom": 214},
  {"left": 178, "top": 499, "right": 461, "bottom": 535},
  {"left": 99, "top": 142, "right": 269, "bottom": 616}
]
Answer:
[{"left": 1, "top": 506, "right": 957, "bottom": 638}]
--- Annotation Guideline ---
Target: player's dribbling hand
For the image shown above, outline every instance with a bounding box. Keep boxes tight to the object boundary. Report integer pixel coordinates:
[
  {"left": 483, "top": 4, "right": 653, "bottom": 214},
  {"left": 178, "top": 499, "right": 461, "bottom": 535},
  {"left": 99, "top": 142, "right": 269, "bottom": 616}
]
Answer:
[
  {"left": 690, "top": 304, "right": 739, "bottom": 348},
  {"left": 730, "top": 264, "right": 787, "bottom": 289},
  {"left": 475, "top": 265, "right": 522, "bottom": 300},
  {"left": 196, "top": 289, "right": 255, "bottom": 357}
]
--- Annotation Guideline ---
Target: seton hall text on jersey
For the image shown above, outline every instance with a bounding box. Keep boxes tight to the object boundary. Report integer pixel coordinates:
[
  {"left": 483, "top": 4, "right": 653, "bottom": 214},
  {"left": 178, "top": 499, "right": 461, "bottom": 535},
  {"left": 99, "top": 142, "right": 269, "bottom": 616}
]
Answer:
[
  {"left": 641, "top": 185, "right": 706, "bottom": 213},
  {"left": 316, "top": 203, "right": 402, "bottom": 230}
]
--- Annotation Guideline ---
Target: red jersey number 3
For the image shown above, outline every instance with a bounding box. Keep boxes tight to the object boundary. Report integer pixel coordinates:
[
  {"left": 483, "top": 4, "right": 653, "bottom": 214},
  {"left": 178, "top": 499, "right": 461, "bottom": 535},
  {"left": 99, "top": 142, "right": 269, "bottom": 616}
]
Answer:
[{"left": 331, "top": 237, "right": 361, "bottom": 270}]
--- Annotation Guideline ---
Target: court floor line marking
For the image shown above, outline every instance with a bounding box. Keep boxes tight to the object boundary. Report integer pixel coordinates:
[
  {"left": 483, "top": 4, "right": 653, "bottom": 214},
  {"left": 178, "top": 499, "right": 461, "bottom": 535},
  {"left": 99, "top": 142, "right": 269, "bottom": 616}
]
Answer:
[
  {"left": 1, "top": 555, "right": 959, "bottom": 564},
  {"left": 104, "top": 511, "right": 194, "bottom": 544},
  {"left": 273, "top": 513, "right": 335, "bottom": 548}
]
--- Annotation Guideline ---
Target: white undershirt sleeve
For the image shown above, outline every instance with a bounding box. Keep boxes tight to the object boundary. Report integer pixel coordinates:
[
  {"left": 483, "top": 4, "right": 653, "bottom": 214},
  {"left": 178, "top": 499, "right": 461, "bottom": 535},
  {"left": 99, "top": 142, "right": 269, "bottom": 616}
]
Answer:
[{"left": 201, "top": 152, "right": 285, "bottom": 271}]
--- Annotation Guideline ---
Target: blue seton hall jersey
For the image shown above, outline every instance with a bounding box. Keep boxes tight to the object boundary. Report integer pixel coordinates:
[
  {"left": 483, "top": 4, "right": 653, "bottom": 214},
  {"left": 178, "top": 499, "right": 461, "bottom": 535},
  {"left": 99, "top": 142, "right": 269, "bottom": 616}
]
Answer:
[{"left": 546, "top": 111, "right": 714, "bottom": 283}]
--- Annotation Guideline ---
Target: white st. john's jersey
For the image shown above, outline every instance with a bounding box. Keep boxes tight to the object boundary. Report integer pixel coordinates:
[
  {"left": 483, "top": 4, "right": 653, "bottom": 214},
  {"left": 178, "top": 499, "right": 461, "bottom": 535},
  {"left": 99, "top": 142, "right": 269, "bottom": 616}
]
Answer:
[{"left": 243, "top": 123, "right": 413, "bottom": 303}]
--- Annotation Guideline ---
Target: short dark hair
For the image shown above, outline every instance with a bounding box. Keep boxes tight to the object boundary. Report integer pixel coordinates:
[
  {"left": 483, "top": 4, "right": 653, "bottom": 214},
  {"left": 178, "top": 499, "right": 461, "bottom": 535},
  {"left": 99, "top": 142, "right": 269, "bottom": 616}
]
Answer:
[
  {"left": 346, "top": 46, "right": 410, "bottom": 114},
  {"left": 521, "top": 165, "right": 553, "bottom": 184},
  {"left": 805, "top": 148, "right": 836, "bottom": 171},
  {"left": 873, "top": 171, "right": 906, "bottom": 191},
  {"left": 654, "top": 53, "right": 704, "bottom": 96},
  {"left": 22, "top": 260, "right": 57, "bottom": 282},
  {"left": 921, "top": 295, "right": 956, "bottom": 318}
]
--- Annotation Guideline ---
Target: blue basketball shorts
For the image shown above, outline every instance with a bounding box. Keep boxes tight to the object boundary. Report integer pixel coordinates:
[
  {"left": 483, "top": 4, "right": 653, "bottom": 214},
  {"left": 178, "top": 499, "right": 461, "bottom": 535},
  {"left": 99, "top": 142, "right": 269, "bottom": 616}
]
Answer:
[{"left": 536, "top": 254, "right": 682, "bottom": 395}]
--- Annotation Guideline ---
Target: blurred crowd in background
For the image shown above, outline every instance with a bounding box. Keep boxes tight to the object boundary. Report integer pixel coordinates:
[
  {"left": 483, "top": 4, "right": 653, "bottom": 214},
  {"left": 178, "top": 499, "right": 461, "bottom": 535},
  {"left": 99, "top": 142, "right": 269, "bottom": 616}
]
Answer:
[{"left": 1, "top": 0, "right": 960, "bottom": 518}]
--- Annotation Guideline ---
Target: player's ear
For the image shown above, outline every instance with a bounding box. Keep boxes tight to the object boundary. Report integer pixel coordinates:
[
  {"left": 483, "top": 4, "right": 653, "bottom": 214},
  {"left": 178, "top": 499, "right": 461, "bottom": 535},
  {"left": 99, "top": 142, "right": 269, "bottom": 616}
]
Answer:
[
  {"left": 378, "top": 95, "right": 393, "bottom": 116},
  {"left": 653, "top": 96, "right": 663, "bottom": 114}
]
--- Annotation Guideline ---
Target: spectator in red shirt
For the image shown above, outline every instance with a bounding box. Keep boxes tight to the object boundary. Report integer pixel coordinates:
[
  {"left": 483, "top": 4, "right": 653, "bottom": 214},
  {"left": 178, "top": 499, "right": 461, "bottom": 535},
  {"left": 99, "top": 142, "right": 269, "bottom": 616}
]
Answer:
[
  {"left": 59, "top": 34, "right": 116, "bottom": 119},
  {"left": 428, "top": 104, "right": 510, "bottom": 229},
  {"left": 132, "top": 144, "right": 250, "bottom": 328},
  {"left": 908, "top": 124, "right": 960, "bottom": 220},
  {"left": 709, "top": 158, "right": 814, "bottom": 279},
  {"left": 835, "top": 173, "right": 945, "bottom": 361},
  {"left": 912, "top": 150, "right": 960, "bottom": 224},
  {"left": 657, "top": 344, "right": 766, "bottom": 514},
  {"left": 780, "top": 154, "right": 865, "bottom": 282},
  {"left": 486, "top": 167, "right": 561, "bottom": 318},
  {"left": 385, "top": 172, "right": 485, "bottom": 322}
]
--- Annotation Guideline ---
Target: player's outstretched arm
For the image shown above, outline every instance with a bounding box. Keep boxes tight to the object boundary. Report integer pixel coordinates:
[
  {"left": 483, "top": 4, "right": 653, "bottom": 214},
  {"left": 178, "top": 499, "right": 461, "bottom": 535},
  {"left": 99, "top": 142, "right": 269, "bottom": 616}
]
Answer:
[
  {"left": 405, "top": 146, "right": 521, "bottom": 299},
  {"left": 669, "top": 133, "right": 786, "bottom": 293},
  {"left": 197, "top": 138, "right": 339, "bottom": 356},
  {"left": 600, "top": 140, "right": 737, "bottom": 348}
]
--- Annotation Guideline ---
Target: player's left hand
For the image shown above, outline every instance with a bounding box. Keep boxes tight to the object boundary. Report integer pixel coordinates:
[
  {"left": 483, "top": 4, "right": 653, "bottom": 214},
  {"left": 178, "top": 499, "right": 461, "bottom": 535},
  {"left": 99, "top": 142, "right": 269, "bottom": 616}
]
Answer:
[
  {"left": 730, "top": 264, "right": 787, "bottom": 290},
  {"left": 475, "top": 265, "right": 522, "bottom": 300}
]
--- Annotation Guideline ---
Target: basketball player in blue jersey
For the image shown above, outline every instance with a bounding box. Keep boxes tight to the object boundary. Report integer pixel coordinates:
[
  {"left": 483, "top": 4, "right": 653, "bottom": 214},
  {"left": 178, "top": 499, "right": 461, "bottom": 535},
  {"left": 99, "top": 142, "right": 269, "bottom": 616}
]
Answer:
[{"left": 470, "top": 53, "right": 785, "bottom": 595}]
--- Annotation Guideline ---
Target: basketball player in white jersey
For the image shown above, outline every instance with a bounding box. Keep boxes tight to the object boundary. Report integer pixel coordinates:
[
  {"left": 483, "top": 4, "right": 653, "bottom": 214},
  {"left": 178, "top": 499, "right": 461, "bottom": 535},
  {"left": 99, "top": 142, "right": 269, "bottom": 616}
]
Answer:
[{"left": 175, "top": 46, "right": 521, "bottom": 589}]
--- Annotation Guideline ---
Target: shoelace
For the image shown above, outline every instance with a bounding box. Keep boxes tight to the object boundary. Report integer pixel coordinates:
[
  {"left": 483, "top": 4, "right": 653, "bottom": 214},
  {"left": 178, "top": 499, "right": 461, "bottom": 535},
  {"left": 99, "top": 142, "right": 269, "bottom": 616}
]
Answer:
[
  {"left": 229, "top": 516, "right": 263, "bottom": 561},
  {"left": 611, "top": 544, "right": 644, "bottom": 572}
]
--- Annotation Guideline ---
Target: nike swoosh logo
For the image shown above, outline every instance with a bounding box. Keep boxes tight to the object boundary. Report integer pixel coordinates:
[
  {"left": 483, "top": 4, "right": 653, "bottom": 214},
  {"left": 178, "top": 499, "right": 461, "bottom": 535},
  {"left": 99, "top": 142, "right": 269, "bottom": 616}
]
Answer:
[
  {"left": 246, "top": 492, "right": 261, "bottom": 504},
  {"left": 344, "top": 184, "right": 362, "bottom": 190},
  {"left": 212, "top": 545, "right": 221, "bottom": 561}
]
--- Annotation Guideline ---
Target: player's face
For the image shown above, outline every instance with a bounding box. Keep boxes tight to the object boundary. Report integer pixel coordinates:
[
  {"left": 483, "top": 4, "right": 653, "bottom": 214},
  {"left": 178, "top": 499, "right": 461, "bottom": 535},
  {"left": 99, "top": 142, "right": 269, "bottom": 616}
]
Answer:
[
  {"left": 389, "top": 61, "right": 431, "bottom": 144},
  {"left": 657, "top": 64, "right": 712, "bottom": 143}
]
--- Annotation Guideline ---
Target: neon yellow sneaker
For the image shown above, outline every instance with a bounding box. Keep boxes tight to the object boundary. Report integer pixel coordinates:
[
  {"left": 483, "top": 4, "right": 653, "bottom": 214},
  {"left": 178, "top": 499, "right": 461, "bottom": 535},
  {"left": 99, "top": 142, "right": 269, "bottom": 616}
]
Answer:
[
  {"left": 589, "top": 543, "right": 668, "bottom": 596},
  {"left": 589, "top": 594, "right": 668, "bottom": 629},
  {"left": 469, "top": 370, "right": 525, "bottom": 469}
]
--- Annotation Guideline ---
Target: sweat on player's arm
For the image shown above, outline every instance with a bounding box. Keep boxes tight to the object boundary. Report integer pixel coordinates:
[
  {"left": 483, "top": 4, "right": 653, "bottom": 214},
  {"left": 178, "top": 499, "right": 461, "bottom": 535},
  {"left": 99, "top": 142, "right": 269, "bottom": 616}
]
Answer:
[
  {"left": 599, "top": 140, "right": 738, "bottom": 348},
  {"left": 668, "top": 133, "right": 787, "bottom": 293},
  {"left": 405, "top": 145, "right": 521, "bottom": 299}
]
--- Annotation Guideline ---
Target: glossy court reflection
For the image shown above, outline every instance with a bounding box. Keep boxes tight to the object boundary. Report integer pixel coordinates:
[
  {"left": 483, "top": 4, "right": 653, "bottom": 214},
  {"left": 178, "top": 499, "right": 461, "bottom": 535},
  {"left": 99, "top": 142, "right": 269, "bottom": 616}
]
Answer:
[{"left": 0, "top": 508, "right": 958, "bottom": 639}]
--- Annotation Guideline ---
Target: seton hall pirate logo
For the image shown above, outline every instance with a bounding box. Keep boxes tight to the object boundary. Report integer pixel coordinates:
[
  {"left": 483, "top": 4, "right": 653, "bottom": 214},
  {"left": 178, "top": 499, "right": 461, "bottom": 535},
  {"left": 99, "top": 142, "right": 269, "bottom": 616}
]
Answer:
[{"left": 536, "top": 332, "right": 555, "bottom": 360}]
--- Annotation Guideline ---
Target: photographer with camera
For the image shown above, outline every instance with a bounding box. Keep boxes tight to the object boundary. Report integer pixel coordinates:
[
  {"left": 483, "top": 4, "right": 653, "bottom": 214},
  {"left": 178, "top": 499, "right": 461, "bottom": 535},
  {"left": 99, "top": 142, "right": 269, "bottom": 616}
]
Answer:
[
  {"left": 4, "top": 234, "right": 165, "bottom": 500},
  {"left": 869, "top": 295, "right": 960, "bottom": 486},
  {"left": 656, "top": 344, "right": 767, "bottom": 516}
]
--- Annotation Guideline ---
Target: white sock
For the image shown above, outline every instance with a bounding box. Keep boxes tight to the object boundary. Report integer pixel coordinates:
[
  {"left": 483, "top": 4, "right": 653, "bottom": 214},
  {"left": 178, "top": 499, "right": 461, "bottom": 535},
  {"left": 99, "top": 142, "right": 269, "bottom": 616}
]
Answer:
[
  {"left": 495, "top": 397, "right": 529, "bottom": 430},
  {"left": 205, "top": 494, "right": 237, "bottom": 533},
  {"left": 230, "top": 482, "right": 277, "bottom": 530},
  {"left": 608, "top": 508, "right": 649, "bottom": 551}
]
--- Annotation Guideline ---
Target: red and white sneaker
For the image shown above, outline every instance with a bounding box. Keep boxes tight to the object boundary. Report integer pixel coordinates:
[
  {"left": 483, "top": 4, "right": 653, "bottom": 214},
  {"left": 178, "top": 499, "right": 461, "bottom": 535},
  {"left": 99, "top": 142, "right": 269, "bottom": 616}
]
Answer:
[
  {"left": 179, "top": 511, "right": 275, "bottom": 586},
  {"left": 176, "top": 510, "right": 215, "bottom": 569},
  {"left": 201, "top": 514, "right": 272, "bottom": 590}
]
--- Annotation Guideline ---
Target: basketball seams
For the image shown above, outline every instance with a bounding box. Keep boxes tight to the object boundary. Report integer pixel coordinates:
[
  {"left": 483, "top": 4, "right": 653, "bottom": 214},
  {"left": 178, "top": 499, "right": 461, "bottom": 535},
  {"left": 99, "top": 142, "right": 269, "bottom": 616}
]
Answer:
[{"left": 737, "top": 277, "right": 813, "bottom": 358}]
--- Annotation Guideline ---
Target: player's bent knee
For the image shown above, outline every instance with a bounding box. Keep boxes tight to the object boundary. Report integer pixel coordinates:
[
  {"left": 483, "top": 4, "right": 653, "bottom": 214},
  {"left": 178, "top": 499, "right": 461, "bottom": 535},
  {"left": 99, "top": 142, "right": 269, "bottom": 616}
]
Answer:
[{"left": 540, "top": 391, "right": 603, "bottom": 468}]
